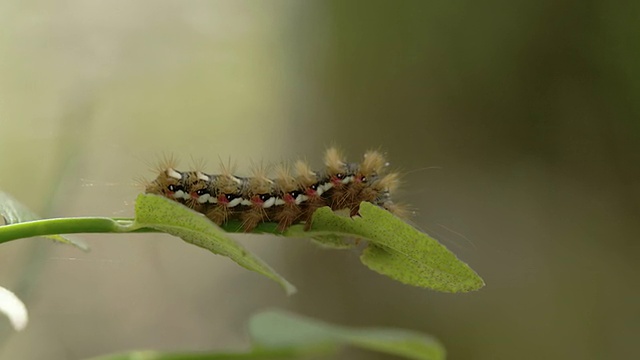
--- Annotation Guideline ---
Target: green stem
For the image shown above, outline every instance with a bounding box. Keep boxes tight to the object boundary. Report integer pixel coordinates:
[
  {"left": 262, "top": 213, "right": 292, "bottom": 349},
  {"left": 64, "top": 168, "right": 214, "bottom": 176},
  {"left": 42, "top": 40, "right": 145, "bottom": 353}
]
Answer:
[
  {"left": 0, "top": 217, "right": 139, "bottom": 244},
  {"left": 0, "top": 216, "right": 293, "bottom": 246}
]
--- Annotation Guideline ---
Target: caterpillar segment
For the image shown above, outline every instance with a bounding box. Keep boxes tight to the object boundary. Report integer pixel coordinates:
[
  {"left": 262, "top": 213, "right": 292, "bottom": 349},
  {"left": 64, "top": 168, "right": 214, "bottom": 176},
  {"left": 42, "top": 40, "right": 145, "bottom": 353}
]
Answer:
[
  {"left": 206, "top": 161, "right": 244, "bottom": 225},
  {"left": 143, "top": 147, "right": 402, "bottom": 232},
  {"left": 240, "top": 164, "right": 276, "bottom": 232},
  {"left": 294, "top": 159, "right": 325, "bottom": 229},
  {"left": 322, "top": 147, "right": 355, "bottom": 211},
  {"left": 272, "top": 164, "right": 302, "bottom": 231},
  {"left": 183, "top": 171, "right": 211, "bottom": 212}
]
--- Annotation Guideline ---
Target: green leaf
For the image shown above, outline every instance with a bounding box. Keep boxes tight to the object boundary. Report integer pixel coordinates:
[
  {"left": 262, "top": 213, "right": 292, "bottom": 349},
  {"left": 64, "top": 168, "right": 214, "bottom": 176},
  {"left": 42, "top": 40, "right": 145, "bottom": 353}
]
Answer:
[
  {"left": 133, "top": 194, "right": 296, "bottom": 295},
  {"left": 86, "top": 310, "right": 445, "bottom": 360},
  {"left": 305, "top": 203, "right": 484, "bottom": 293},
  {"left": 0, "top": 191, "right": 89, "bottom": 251},
  {"left": 284, "top": 225, "right": 354, "bottom": 249},
  {"left": 0, "top": 189, "right": 482, "bottom": 293},
  {"left": 250, "top": 310, "right": 446, "bottom": 360}
]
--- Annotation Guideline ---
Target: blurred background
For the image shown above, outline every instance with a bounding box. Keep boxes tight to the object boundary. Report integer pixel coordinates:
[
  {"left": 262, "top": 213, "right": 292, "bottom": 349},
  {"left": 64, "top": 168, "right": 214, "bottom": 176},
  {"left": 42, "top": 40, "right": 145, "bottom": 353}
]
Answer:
[{"left": 0, "top": 1, "right": 638, "bottom": 359}]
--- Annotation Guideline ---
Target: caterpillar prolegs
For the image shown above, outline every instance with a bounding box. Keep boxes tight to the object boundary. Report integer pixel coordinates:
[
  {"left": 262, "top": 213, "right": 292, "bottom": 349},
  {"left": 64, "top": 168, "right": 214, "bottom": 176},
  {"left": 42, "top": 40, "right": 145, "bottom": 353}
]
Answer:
[{"left": 143, "top": 148, "right": 403, "bottom": 232}]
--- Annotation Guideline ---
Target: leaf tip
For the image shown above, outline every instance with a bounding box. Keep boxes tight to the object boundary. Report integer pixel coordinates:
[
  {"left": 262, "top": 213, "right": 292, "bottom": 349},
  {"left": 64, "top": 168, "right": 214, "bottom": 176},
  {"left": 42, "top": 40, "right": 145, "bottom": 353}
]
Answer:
[{"left": 284, "top": 283, "right": 298, "bottom": 296}]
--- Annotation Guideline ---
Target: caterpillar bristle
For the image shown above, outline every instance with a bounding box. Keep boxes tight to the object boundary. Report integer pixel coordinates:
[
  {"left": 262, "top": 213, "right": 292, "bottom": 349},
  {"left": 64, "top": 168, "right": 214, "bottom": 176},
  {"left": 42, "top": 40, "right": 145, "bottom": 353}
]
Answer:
[
  {"left": 206, "top": 204, "right": 230, "bottom": 225},
  {"left": 383, "top": 201, "right": 412, "bottom": 220},
  {"left": 240, "top": 201, "right": 270, "bottom": 232},
  {"left": 274, "top": 204, "right": 299, "bottom": 231},
  {"left": 216, "top": 157, "right": 243, "bottom": 194},
  {"left": 294, "top": 160, "right": 317, "bottom": 186},
  {"left": 218, "top": 156, "right": 236, "bottom": 177},
  {"left": 155, "top": 153, "right": 179, "bottom": 175},
  {"left": 377, "top": 172, "right": 401, "bottom": 193},
  {"left": 189, "top": 156, "right": 208, "bottom": 174},
  {"left": 133, "top": 175, "right": 151, "bottom": 191},
  {"left": 248, "top": 162, "right": 273, "bottom": 194},
  {"left": 274, "top": 164, "right": 297, "bottom": 191},
  {"left": 361, "top": 150, "right": 387, "bottom": 175},
  {"left": 324, "top": 147, "right": 346, "bottom": 174},
  {"left": 143, "top": 148, "right": 408, "bottom": 233}
]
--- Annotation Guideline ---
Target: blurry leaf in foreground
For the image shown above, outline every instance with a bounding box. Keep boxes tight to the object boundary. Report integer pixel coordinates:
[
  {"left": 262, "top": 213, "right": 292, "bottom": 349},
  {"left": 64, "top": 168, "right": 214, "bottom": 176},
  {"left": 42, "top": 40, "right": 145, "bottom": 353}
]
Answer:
[
  {"left": 0, "top": 286, "right": 28, "bottom": 331},
  {"left": 250, "top": 310, "right": 446, "bottom": 360},
  {"left": 0, "top": 191, "right": 89, "bottom": 251},
  {"left": 134, "top": 194, "right": 296, "bottom": 295},
  {"left": 306, "top": 203, "right": 485, "bottom": 292},
  {"left": 86, "top": 309, "right": 444, "bottom": 360}
]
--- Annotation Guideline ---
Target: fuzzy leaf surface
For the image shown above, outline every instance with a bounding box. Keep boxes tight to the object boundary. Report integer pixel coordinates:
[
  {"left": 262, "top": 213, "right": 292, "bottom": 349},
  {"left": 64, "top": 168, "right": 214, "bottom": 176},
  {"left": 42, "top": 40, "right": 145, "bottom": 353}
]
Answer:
[
  {"left": 284, "top": 224, "right": 354, "bottom": 249},
  {"left": 307, "top": 203, "right": 484, "bottom": 292}
]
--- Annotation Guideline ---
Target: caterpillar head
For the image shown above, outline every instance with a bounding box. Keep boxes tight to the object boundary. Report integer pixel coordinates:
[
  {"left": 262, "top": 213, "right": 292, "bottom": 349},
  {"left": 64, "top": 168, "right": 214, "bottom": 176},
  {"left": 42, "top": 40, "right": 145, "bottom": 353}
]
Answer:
[{"left": 145, "top": 167, "right": 188, "bottom": 200}]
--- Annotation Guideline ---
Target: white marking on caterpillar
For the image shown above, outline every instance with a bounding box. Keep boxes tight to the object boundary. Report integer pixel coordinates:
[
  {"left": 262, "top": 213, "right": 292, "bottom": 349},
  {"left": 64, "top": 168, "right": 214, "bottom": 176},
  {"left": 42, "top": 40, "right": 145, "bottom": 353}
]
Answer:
[
  {"left": 197, "top": 194, "right": 211, "bottom": 203},
  {"left": 275, "top": 198, "right": 286, "bottom": 206},
  {"left": 167, "top": 168, "right": 182, "bottom": 180},
  {"left": 197, "top": 172, "right": 210, "bottom": 181},
  {"left": 296, "top": 194, "right": 308, "bottom": 204},
  {"left": 241, "top": 199, "right": 252, "bottom": 206},
  {"left": 319, "top": 182, "right": 333, "bottom": 193},
  {"left": 228, "top": 197, "right": 243, "bottom": 207},
  {"left": 342, "top": 175, "right": 354, "bottom": 184},
  {"left": 174, "top": 190, "right": 186, "bottom": 199},
  {"left": 263, "top": 197, "right": 276, "bottom": 208}
]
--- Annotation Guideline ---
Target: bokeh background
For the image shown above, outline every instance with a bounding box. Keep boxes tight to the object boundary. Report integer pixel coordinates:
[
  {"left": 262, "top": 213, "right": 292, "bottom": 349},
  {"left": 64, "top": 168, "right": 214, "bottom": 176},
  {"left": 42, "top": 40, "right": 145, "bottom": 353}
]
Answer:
[{"left": 1, "top": 1, "right": 638, "bottom": 359}]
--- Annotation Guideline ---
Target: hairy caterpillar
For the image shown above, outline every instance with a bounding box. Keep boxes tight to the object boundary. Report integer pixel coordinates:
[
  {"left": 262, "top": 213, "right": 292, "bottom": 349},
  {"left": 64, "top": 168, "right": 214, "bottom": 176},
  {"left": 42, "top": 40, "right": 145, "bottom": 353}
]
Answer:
[{"left": 143, "top": 148, "right": 402, "bottom": 232}]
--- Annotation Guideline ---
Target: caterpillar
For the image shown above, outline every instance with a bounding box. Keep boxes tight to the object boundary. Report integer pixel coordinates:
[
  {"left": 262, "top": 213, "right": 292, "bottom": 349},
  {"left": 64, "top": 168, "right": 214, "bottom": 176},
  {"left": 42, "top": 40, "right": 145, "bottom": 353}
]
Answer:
[{"left": 143, "top": 148, "right": 403, "bottom": 232}]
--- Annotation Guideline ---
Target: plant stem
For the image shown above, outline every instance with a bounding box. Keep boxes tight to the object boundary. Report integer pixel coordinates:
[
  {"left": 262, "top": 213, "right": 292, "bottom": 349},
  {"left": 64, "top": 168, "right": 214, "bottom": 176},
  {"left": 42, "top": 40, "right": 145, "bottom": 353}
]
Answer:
[
  {"left": 0, "top": 217, "right": 136, "bottom": 244},
  {"left": 0, "top": 216, "right": 297, "bottom": 246}
]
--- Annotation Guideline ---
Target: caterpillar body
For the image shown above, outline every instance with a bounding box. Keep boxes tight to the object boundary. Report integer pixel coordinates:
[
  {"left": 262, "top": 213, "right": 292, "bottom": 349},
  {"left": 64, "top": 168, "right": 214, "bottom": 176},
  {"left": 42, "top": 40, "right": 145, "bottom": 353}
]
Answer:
[{"left": 144, "top": 148, "right": 402, "bottom": 232}]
